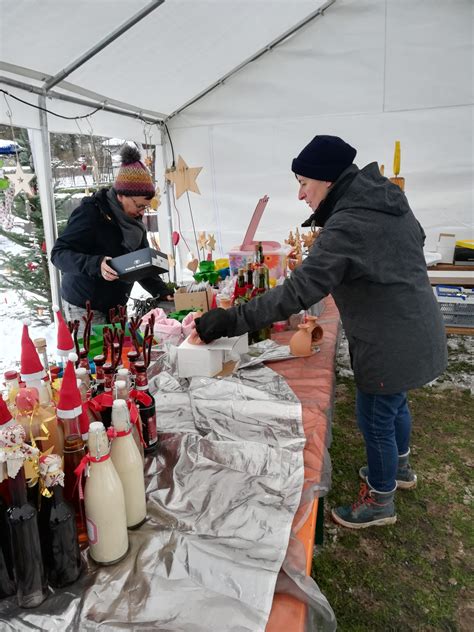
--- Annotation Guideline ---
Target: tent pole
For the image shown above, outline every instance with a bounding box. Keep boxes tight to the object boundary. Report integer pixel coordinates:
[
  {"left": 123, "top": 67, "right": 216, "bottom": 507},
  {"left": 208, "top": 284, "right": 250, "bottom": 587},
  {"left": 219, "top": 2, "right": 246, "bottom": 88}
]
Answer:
[
  {"left": 159, "top": 129, "right": 177, "bottom": 283},
  {"left": 44, "top": 0, "right": 165, "bottom": 91},
  {"left": 28, "top": 94, "right": 61, "bottom": 309}
]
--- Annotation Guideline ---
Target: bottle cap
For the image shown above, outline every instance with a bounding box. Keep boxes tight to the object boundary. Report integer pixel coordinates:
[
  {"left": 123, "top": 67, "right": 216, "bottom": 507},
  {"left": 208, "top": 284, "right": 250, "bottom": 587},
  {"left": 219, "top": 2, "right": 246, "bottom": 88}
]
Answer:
[
  {"left": 33, "top": 337, "right": 47, "bottom": 349},
  {"left": 75, "top": 367, "right": 88, "bottom": 377},
  {"left": 116, "top": 368, "right": 129, "bottom": 377},
  {"left": 4, "top": 370, "right": 18, "bottom": 381},
  {"left": 89, "top": 421, "right": 105, "bottom": 433}
]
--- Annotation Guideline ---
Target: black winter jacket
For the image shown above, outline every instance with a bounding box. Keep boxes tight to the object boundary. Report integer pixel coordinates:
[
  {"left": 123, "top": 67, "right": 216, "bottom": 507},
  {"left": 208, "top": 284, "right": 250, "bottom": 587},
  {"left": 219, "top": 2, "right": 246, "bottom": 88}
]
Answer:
[
  {"left": 225, "top": 163, "right": 447, "bottom": 394},
  {"left": 50, "top": 188, "right": 169, "bottom": 313}
]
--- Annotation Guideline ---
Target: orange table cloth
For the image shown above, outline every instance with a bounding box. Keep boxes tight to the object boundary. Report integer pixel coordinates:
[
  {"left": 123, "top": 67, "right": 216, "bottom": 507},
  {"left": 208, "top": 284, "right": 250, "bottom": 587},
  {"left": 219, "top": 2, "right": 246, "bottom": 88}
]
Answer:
[{"left": 265, "top": 296, "right": 340, "bottom": 632}]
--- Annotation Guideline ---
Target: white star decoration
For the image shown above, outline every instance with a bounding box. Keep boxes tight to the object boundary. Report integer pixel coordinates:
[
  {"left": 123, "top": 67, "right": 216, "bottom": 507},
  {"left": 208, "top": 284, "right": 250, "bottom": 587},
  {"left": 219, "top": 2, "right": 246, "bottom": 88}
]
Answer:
[{"left": 9, "top": 163, "right": 34, "bottom": 197}]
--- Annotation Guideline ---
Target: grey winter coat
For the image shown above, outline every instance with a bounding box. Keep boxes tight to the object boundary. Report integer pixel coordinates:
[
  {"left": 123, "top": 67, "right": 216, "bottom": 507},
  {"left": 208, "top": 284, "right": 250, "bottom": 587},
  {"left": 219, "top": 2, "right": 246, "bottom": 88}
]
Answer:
[{"left": 227, "top": 162, "right": 447, "bottom": 394}]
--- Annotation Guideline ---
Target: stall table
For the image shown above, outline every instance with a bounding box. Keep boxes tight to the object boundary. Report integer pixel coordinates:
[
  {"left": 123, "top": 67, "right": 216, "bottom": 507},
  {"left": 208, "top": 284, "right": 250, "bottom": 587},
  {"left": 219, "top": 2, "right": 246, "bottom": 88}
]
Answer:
[{"left": 266, "top": 296, "right": 341, "bottom": 631}]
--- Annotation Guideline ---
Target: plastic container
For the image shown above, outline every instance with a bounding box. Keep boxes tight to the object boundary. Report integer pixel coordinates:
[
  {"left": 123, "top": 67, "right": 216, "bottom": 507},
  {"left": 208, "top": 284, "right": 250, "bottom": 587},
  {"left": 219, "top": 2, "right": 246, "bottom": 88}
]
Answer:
[{"left": 433, "top": 285, "right": 474, "bottom": 328}]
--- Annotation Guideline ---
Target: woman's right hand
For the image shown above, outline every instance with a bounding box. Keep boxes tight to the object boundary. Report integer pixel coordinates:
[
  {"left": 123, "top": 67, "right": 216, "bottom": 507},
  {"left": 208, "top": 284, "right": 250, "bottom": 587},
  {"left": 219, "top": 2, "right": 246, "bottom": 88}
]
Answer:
[{"left": 101, "top": 257, "right": 119, "bottom": 281}]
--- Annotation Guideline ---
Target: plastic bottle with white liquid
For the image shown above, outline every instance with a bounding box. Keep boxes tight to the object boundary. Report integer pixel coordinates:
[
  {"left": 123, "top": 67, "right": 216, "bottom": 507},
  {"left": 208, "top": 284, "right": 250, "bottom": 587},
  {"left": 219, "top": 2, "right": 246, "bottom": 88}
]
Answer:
[
  {"left": 84, "top": 422, "right": 129, "bottom": 565},
  {"left": 110, "top": 400, "right": 147, "bottom": 529}
]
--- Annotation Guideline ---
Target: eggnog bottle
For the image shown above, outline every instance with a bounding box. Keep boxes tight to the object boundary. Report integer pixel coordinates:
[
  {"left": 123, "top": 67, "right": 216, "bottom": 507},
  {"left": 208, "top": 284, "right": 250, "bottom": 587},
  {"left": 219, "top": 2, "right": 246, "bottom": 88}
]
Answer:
[
  {"left": 114, "top": 380, "right": 145, "bottom": 464},
  {"left": 110, "top": 400, "right": 147, "bottom": 529},
  {"left": 84, "top": 422, "right": 129, "bottom": 565}
]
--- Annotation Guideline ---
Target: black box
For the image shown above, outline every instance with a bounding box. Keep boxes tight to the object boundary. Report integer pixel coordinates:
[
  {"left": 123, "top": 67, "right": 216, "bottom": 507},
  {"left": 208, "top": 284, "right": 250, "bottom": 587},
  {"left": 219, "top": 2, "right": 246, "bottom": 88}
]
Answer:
[{"left": 109, "top": 247, "right": 169, "bottom": 282}]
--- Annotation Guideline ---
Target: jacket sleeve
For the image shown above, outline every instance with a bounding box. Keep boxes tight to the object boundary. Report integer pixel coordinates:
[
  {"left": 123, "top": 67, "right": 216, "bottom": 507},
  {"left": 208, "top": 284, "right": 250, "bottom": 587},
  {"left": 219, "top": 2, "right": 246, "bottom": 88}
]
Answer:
[
  {"left": 138, "top": 275, "right": 170, "bottom": 298},
  {"left": 50, "top": 203, "right": 103, "bottom": 277},
  {"left": 226, "top": 219, "right": 359, "bottom": 336},
  {"left": 137, "top": 231, "right": 170, "bottom": 297}
]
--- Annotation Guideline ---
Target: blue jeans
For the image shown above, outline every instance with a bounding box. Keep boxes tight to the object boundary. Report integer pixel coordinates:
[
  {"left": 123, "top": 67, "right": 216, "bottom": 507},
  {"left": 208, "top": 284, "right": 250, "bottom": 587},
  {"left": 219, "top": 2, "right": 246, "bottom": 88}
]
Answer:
[{"left": 356, "top": 389, "right": 412, "bottom": 492}]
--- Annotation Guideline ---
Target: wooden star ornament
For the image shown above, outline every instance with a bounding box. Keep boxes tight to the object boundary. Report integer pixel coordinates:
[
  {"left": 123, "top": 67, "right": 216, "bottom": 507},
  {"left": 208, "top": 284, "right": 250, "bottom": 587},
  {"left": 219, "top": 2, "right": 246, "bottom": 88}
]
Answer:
[
  {"left": 207, "top": 234, "right": 216, "bottom": 251},
  {"left": 165, "top": 155, "right": 202, "bottom": 199},
  {"left": 10, "top": 163, "right": 34, "bottom": 197}
]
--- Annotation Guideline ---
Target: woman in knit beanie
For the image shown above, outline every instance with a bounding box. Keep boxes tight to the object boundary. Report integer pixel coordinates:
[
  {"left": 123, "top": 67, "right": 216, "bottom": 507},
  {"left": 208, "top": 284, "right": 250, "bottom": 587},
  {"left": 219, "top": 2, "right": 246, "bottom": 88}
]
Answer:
[{"left": 51, "top": 144, "right": 173, "bottom": 327}]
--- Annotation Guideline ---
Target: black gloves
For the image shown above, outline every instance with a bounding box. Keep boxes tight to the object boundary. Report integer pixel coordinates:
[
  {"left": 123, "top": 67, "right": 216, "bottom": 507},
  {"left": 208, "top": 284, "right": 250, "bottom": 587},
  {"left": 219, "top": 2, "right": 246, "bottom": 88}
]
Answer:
[{"left": 195, "top": 308, "right": 232, "bottom": 344}]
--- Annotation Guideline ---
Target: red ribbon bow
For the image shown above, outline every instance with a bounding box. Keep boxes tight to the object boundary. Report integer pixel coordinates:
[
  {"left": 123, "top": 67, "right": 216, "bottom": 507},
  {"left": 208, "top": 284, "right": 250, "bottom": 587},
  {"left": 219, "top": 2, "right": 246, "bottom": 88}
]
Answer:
[{"left": 74, "top": 453, "right": 110, "bottom": 499}]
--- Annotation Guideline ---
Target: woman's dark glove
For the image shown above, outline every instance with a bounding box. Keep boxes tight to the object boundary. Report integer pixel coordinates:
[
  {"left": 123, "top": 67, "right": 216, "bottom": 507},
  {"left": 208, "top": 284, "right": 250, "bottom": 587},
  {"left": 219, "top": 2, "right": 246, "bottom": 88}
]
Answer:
[{"left": 194, "top": 308, "right": 232, "bottom": 343}]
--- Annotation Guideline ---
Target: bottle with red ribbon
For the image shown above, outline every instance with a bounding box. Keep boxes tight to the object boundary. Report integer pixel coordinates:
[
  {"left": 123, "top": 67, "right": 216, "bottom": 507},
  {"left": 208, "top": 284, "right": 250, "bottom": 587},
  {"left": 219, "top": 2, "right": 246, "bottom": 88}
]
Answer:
[
  {"left": 38, "top": 454, "right": 82, "bottom": 588},
  {"left": 79, "top": 421, "right": 129, "bottom": 565},
  {"left": 0, "top": 424, "right": 47, "bottom": 608},
  {"left": 132, "top": 361, "right": 157, "bottom": 454},
  {"left": 110, "top": 400, "right": 146, "bottom": 529},
  {"left": 56, "top": 353, "right": 88, "bottom": 548}
]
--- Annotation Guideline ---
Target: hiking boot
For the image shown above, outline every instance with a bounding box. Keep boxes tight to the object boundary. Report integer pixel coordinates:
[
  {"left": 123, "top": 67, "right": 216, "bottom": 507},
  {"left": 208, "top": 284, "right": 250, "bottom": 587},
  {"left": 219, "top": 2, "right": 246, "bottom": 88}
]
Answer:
[
  {"left": 331, "top": 483, "right": 397, "bottom": 529},
  {"left": 359, "top": 449, "right": 417, "bottom": 490}
]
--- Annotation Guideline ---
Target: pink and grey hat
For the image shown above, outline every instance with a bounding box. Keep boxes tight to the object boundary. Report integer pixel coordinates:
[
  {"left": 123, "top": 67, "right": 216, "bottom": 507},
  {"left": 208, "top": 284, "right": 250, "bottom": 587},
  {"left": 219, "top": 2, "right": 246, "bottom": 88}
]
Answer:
[{"left": 113, "top": 145, "right": 155, "bottom": 197}]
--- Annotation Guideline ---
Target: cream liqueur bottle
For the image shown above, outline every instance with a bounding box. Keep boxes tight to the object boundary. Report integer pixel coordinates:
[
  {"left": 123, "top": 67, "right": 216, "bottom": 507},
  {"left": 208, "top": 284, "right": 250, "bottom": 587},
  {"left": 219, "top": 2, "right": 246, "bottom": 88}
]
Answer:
[
  {"left": 84, "top": 422, "right": 129, "bottom": 565},
  {"left": 110, "top": 400, "right": 147, "bottom": 529}
]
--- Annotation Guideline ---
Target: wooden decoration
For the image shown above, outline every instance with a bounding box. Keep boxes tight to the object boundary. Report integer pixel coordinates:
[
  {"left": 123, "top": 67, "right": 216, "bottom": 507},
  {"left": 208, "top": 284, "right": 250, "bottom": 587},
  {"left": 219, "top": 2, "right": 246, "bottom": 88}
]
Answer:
[
  {"left": 9, "top": 162, "right": 34, "bottom": 197},
  {"left": 187, "top": 258, "right": 199, "bottom": 273},
  {"left": 389, "top": 141, "right": 405, "bottom": 190},
  {"left": 207, "top": 233, "right": 216, "bottom": 252},
  {"left": 165, "top": 155, "right": 202, "bottom": 199}
]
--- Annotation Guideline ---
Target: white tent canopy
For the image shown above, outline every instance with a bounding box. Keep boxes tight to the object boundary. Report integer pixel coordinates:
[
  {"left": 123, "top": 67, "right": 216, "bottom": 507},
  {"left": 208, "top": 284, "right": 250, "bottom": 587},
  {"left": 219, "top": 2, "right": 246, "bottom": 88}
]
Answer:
[{"left": 1, "top": 0, "right": 472, "bottom": 302}]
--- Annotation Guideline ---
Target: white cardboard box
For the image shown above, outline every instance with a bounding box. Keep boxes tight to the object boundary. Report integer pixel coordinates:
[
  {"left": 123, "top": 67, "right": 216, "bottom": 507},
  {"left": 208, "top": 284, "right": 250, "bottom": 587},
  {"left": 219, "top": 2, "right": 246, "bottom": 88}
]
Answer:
[
  {"left": 177, "top": 334, "right": 249, "bottom": 378},
  {"left": 436, "top": 233, "right": 456, "bottom": 264}
]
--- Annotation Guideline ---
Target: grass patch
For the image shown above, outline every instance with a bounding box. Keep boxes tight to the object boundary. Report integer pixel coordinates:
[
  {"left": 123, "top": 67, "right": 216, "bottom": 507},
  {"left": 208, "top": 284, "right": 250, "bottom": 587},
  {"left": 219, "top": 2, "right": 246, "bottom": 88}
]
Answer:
[{"left": 312, "top": 377, "right": 474, "bottom": 631}]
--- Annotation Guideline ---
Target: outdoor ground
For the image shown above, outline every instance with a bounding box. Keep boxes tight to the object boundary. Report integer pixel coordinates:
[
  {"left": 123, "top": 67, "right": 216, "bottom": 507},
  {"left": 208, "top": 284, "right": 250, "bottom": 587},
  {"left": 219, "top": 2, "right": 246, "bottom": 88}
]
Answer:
[{"left": 312, "top": 334, "right": 473, "bottom": 631}]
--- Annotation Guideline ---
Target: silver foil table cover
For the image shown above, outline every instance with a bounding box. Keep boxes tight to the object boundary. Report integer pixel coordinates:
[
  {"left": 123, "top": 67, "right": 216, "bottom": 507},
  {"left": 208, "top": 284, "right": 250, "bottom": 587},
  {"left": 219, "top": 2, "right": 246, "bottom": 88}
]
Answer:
[{"left": 1, "top": 364, "right": 317, "bottom": 631}]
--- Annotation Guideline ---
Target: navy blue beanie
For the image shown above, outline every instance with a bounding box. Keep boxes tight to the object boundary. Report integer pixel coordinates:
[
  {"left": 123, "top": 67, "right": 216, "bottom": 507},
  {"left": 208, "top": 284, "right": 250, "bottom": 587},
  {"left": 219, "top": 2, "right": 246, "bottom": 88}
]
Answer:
[{"left": 291, "top": 135, "right": 357, "bottom": 182}]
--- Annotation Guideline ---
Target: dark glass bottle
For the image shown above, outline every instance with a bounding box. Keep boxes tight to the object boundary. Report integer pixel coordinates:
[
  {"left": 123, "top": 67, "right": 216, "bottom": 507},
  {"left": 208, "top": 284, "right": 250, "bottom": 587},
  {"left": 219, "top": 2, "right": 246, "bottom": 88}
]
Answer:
[
  {"left": 100, "top": 362, "right": 114, "bottom": 428},
  {"left": 59, "top": 413, "right": 88, "bottom": 549},
  {"left": 0, "top": 496, "right": 15, "bottom": 598},
  {"left": 249, "top": 267, "right": 272, "bottom": 344},
  {"left": 7, "top": 468, "right": 48, "bottom": 608},
  {"left": 78, "top": 348, "right": 90, "bottom": 374},
  {"left": 127, "top": 350, "right": 139, "bottom": 376},
  {"left": 234, "top": 268, "right": 248, "bottom": 305},
  {"left": 93, "top": 354, "right": 105, "bottom": 395},
  {"left": 133, "top": 361, "right": 157, "bottom": 454},
  {"left": 38, "top": 462, "right": 82, "bottom": 588}
]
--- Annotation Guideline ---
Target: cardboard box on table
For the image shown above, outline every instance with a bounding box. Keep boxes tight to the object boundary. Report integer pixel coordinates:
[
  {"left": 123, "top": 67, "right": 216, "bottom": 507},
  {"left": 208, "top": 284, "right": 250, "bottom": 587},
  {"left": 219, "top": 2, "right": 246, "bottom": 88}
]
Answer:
[
  {"left": 177, "top": 334, "right": 249, "bottom": 378},
  {"left": 227, "top": 195, "right": 290, "bottom": 286},
  {"left": 173, "top": 286, "right": 214, "bottom": 313}
]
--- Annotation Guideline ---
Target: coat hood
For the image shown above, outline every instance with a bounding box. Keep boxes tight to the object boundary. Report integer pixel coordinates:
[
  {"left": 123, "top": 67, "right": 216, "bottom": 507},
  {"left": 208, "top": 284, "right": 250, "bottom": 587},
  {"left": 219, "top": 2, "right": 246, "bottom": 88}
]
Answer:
[{"left": 334, "top": 162, "right": 410, "bottom": 217}]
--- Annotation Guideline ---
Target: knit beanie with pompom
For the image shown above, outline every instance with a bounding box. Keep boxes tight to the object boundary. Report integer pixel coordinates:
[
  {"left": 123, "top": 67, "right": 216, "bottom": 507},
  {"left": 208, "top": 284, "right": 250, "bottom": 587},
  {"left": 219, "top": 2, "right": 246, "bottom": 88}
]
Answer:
[{"left": 113, "top": 145, "right": 155, "bottom": 197}]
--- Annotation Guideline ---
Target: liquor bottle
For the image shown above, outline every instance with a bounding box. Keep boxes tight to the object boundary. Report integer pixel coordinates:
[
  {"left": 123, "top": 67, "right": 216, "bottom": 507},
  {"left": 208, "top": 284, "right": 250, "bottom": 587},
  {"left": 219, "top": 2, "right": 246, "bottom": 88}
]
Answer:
[
  {"left": 56, "top": 353, "right": 88, "bottom": 548},
  {"left": 78, "top": 348, "right": 90, "bottom": 374},
  {"left": 133, "top": 361, "right": 157, "bottom": 454},
  {"left": 127, "top": 350, "right": 139, "bottom": 376},
  {"left": 116, "top": 367, "right": 131, "bottom": 390},
  {"left": 3, "top": 370, "right": 20, "bottom": 410},
  {"left": 249, "top": 266, "right": 272, "bottom": 344},
  {"left": 114, "top": 380, "right": 145, "bottom": 464},
  {"left": 75, "top": 366, "right": 91, "bottom": 390},
  {"left": 38, "top": 454, "right": 82, "bottom": 588},
  {"left": 1, "top": 424, "right": 47, "bottom": 608},
  {"left": 77, "top": 379, "right": 93, "bottom": 442},
  {"left": 33, "top": 337, "right": 54, "bottom": 401},
  {"left": 84, "top": 422, "right": 129, "bottom": 565},
  {"left": 110, "top": 400, "right": 147, "bottom": 529},
  {"left": 0, "top": 396, "right": 16, "bottom": 503},
  {"left": 93, "top": 354, "right": 106, "bottom": 395},
  {"left": 0, "top": 496, "right": 15, "bottom": 598},
  {"left": 38, "top": 381, "right": 64, "bottom": 457},
  {"left": 234, "top": 268, "right": 248, "bottom": 306},
  {"left": 100, "top": 363, "right": 114, "bottom": 428}
]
